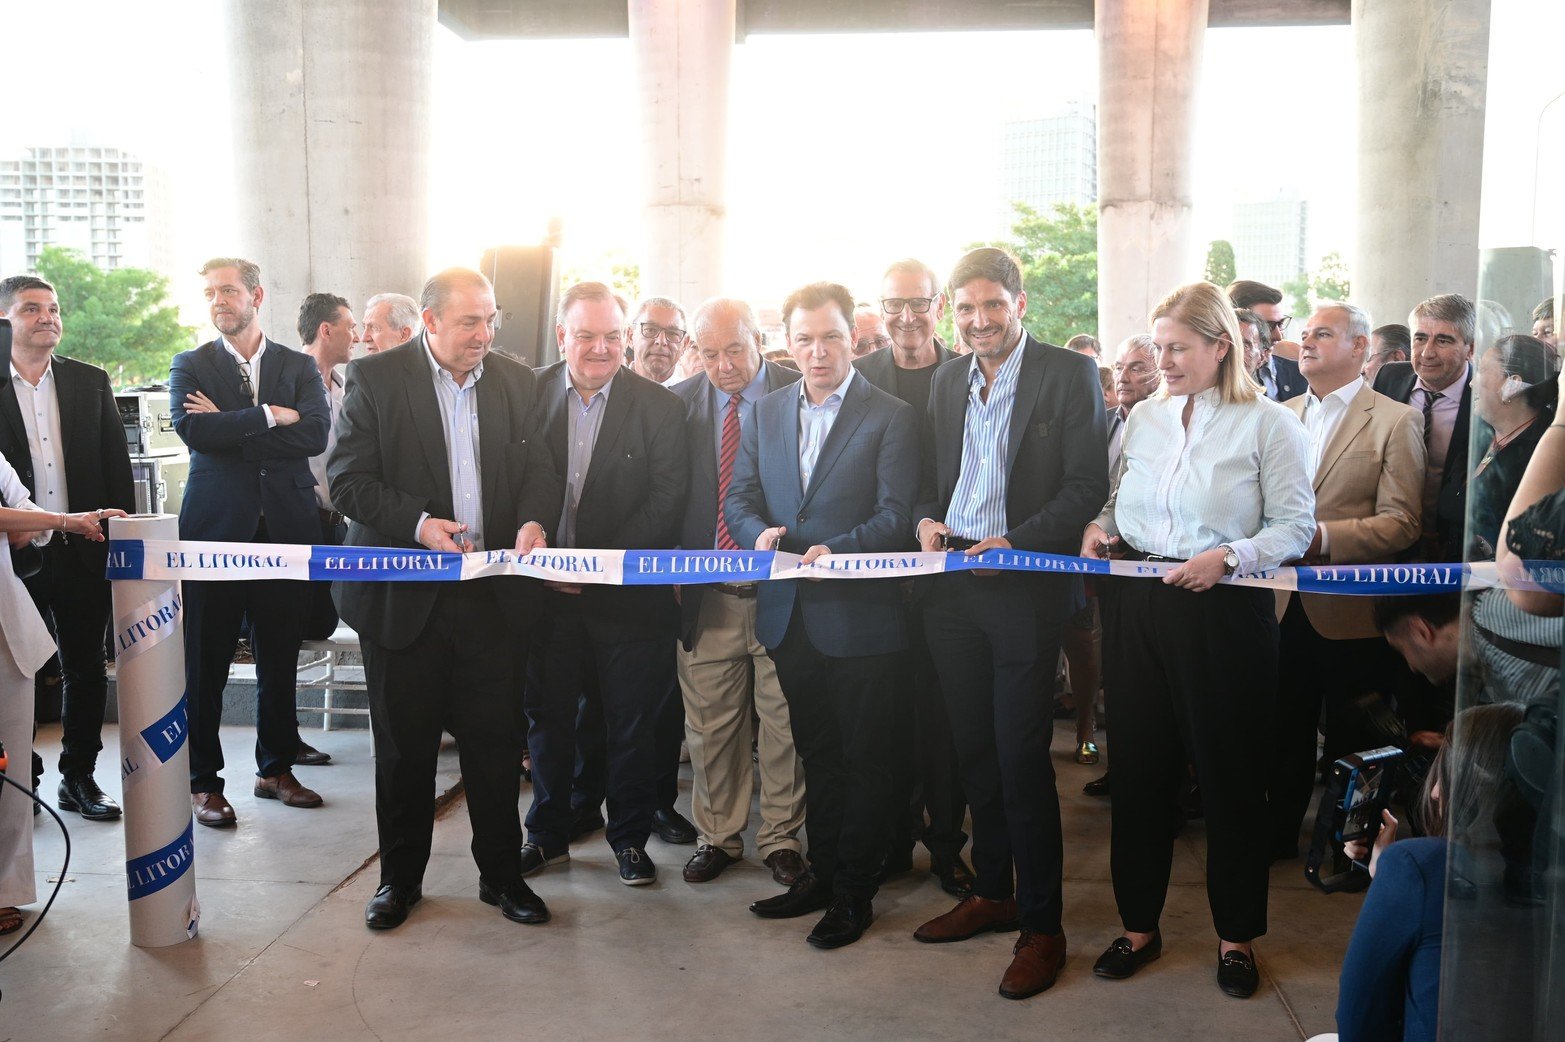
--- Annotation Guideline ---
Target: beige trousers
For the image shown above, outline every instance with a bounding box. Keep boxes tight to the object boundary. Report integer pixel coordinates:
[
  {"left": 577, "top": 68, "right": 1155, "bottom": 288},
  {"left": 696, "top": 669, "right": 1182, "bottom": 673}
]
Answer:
[
  {"left": 677, "top": 588, "right": 805, "bottom": 859},
  {"left": 0, "top": 652, "right": 36, "bottom": 907}
]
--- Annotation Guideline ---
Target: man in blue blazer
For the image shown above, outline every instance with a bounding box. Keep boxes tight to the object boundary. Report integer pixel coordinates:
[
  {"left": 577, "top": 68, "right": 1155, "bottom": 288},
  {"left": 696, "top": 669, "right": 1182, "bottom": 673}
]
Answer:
[
  {"left": 725, "top": 281, "right": 919, "bottom": 950},
  {"left": 170, "top": 258, "right": 330, "bottom": 827}
]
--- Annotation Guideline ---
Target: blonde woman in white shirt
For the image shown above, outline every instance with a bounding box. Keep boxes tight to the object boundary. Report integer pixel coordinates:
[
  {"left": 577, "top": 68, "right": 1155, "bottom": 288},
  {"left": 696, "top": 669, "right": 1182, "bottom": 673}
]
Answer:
[{"left": 1079, "top": 282, "right": 1315, "bottom": 1000}]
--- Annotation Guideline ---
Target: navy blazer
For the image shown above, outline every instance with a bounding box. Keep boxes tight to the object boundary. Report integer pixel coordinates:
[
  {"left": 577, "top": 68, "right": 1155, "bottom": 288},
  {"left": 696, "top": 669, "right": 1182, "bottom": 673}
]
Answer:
[
  {"left": 672, "top": 360, "right": 800, "bottom": 649},
  {"left": 170, "top": 337, "right": 329, "bottom": 544},
  {"left": 1374, "top": 359, "right": 1472, "bottom": 562},
  {"left": 724, "top": 371, "right": 918, "bottom": 657},
  {"left": 1268, "top": 352, "right": 1306, "bottom": 402}
]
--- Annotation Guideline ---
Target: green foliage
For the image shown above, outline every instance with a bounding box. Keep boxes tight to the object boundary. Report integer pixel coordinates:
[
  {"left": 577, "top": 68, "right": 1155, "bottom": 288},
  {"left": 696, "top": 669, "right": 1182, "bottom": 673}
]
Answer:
[
  {"left": 558, "top": 249, "right": 641, "bottom": 305},
  {"left": 1282, "top": 252, "right": 1351, "bottom": 319},
  {"left": 964, "top": 202, "right": 1098, "bottom": 347},
  {"left": 1203, "top": 240, "right": 1236, "bottom": 287},
  {"left": 31, "top": 247, "right": 195, "bottom": 387}
]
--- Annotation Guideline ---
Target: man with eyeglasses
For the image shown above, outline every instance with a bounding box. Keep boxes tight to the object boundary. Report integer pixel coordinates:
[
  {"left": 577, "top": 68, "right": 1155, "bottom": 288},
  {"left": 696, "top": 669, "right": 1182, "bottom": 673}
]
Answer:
[
  {"left": 1228, "top": 280, "right": 1303, "bottom": 401},
  {"left": 628, "top": 296, "right": 690, "bottom": 387},
  {"left": 852, "top": 303, "right": 892, "bottom": 357},
  {"left": 853, "top": 259, "right": 970, "bottom": 898}
]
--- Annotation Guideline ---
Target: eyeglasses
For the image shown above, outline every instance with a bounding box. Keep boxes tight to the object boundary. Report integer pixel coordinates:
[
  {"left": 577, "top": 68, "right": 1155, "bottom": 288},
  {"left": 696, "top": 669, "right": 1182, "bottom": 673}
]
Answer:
[
  {"left": 639, "top": 322, "right": 686, "bottom": 344},
  {"left": 1267, "top": 317, "right": 1292, "bottom": 334},
  {"left": 880, "top": 297, "right": 936, "bottom": 315}
]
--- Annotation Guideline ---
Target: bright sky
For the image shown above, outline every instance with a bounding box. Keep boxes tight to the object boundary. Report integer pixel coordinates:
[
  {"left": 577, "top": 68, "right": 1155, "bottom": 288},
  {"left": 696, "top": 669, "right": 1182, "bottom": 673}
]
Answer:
[{"left": 0, "top": 1, "right": 1556, "bottom": 321}]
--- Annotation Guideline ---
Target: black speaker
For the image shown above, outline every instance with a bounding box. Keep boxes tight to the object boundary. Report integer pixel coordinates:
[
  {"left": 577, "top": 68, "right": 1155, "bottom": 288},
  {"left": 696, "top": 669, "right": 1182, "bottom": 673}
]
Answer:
[{"left": 481, "top": 245, "right": 558, "bottom": 368}]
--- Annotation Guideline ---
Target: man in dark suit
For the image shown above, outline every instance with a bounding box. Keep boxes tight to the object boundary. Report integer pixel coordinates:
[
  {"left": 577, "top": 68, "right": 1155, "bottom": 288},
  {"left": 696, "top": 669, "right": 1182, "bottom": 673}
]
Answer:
[
  {"left": 727, "top": 281, "right": 919, "bottom": 950},
  {"left": 911, "top": 248, "right": 1109, "bottom": 1001},
  {"left": 672, "top": 297, "right": 806, "bottom": 886},
  {"left": 0, "top": 275, "right": 134, "bottom": 820},
  {"left": 329, "top": 267, "right": 560, "bottom": 930},
  {"left": 170, "top": 258, "right": 330, "bottom": 827},
  {"left": 522, "top": 281, "right": 689, "bottom": 887},
  {"left": 1230, "top": 279, "right": 1304, "bottom": 401},
  {"left": 1372, "top": 293, "right": 1475, "bottom": 564},
  {"left": 853, "top": 258, "right": 971, "bottom": 898}
]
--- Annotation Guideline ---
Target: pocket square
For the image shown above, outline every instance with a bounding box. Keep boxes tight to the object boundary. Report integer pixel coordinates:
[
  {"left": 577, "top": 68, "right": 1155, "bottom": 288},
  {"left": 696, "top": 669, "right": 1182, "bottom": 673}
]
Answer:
[{"left": 1033, "top": 422, "right": 1051, "bottom": 439}]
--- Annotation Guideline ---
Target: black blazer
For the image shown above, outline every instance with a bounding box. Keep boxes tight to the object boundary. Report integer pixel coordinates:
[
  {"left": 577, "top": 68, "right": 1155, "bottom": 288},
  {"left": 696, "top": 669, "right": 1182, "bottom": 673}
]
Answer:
[
  {"left": 533, "top": 362, "right": 688, "bottom": 642},
  {"left": 852, "top": 343, "right": 958, "bottom": 401},
  {"left": 916, "top": 335, "right": 1110, "bottom": 622},
  {"left": 170, "top": 337, "right": 329, "bottom": 544},
  {"left": 672, "top": 360, "right": 799, "bottom": 649},
  {"left": 1374, "top": 360, "right": 1471, "bottom": 562},
  {"left": 328, "top": 338, "right": 562, "bottom": 651},
  {"left": 1268, "top": 353, "right": 1306, "bottom": 402},
  {"left": 0, "top": 352, "right": 134, "bottom": 571}
]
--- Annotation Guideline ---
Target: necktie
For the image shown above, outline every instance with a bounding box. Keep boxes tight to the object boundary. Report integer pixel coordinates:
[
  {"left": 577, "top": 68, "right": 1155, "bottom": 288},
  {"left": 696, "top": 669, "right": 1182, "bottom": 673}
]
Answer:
[
  {"left": 715, "top": 393, "right": 742, "bottom": 550},
  {"left": 237, "top": 359, "right": 256, "bottom": 405},
  {"left": 1422, "top": 390, "right": 1443, "bottom": 456}
]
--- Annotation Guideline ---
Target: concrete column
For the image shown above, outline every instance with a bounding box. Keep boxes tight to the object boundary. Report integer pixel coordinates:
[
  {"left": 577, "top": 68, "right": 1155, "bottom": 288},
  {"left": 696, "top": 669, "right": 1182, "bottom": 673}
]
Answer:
[
  {"left": 1096, "top": 0, "right": 1208, "bottom": 354},
  {"left": 1354, "top": 0, "right": 1490, "bottom": 327},
  {"left": 225, "top": 0, "right": 434, "bottom": 339},
  {"left": 628, "top": 0, "right": 734, "bottom": 307}
]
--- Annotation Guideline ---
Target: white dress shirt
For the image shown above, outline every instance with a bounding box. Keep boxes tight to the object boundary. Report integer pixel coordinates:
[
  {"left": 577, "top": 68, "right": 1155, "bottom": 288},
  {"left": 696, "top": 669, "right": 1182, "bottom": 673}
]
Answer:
[
  {"left": 1301, "top": 376, "right": 1363, "bottom": 480},
  {"left": 1096, "top": 387, "right": 1316, "bottom": 573},
  {"left": 797, "top": 370, "right": 854, "bottom": 490},
  {"left": 9, "top": 361, "right": 67, "bottom": 532},
  {"left": 220, "top": 335, "right": 277, "bottom": 428},
  {"left": 308, "top": 365, "right": 345, "bottom": 511}
]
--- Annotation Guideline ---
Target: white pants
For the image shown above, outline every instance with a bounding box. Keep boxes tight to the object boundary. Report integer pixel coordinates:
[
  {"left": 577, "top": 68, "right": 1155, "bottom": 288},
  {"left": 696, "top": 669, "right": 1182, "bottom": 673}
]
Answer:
[{"left": 0, "top": 652, "right": 36, "bottom": 907}]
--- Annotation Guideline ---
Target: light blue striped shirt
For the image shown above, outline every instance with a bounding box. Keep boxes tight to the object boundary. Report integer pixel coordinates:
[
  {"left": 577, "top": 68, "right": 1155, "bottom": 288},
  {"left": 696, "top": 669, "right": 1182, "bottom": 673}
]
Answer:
[
  {"left": 417, "top": 338, "right": 484, "bottom": 550},
  {"left": 798, "top": 370, "right": 855, "bottom": 490},
  {"left": 945, "top": 340, "right": 1027, "bottom": 541},
  {"left": 560, "top": 376, "right": 613, "bottom": 548}
]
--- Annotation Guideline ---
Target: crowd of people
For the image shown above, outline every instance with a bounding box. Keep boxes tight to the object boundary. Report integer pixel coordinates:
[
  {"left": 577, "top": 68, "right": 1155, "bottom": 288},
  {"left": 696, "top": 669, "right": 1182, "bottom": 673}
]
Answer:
[{"left": 0, "top": 246, "right": 1559, "bottom": 1032}]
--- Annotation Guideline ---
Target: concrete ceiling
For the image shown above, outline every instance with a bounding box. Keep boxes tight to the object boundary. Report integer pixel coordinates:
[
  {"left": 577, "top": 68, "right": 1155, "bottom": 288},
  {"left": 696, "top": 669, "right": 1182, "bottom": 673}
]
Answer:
[{"left": 438, "top": 0, "right": 1350, "bottom": 40}]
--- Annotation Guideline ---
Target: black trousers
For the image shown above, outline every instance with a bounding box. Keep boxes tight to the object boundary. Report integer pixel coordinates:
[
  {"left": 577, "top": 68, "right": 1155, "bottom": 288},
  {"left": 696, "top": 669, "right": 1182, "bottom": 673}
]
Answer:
[
  {"left": 183, "top": 523, "right": 306, "bottom": 792},
  {"left": 572, "top": 669, "right": 684, "bottom": 816},
  {"left": 889, "top": 599, "right": 968, "bottom": 861},
  {"left": 363, "top": 583, "right": 524, "bottom": 888},
  {"left": 525, "top": 601, "right": 673, "bottom": 853},
  {"left": 25, "top": 540, "right": 111, "bottom": 776},
  {"left": 1267, "top": 595, "right": 1403, "bottom": 853},
  {"left": 1108, "top": 579, "right": 1276, "bottom": 942},
  {"left": 768, "top": 606, "right": 896, "bottom": 901},
  {"left": 923, "top": 572, "right": 1064, "bottom": 933},
  {"left": 303, "top": 513, "right": 346, "bottom": 642}
]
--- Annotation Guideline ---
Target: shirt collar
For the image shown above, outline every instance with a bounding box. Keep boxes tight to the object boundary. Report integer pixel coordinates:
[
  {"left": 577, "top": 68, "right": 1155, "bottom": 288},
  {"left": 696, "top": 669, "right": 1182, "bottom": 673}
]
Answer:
[
  {"left": 8, "top": 357, "right": 53, "bottom": 386},
  {"left": 966, "top": 335, "right": 1027, "bottom": 390},
  {"left": 422, "top": 333, "right": 484, "bottom": 387},
  {"left": 716, "top": 364, "right": 770, "bottom": 408},
  {"left": 799, "top": 368, "right": 855, "bottom": 408},
  {"left": 568, "top": 370, "right": 614, "bottom": 406},
  {"left": 1307, "top": 375, "right": 1364, "bottom": 410},
  {"left": 221, "top": 335, "right": 266, "bottom": 364},
  {"left": 1416, "top": 361, "right": 1469, "bottom": 401}
]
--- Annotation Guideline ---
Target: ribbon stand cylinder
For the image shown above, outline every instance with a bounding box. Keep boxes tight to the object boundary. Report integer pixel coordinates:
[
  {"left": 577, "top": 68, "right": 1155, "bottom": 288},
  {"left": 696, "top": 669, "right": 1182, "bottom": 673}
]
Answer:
[{"left": 109, "top": 514, "right": 199, "bottom": 946}]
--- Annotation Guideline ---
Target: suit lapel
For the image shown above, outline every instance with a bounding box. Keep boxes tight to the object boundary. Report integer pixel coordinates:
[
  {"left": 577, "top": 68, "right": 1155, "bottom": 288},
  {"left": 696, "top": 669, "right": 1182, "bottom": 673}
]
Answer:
[
  {"left": 475, "top": 366, "right": 507, "bottom": 532},
  {"left": 257, "top": 339, "right": 284, "bottom": 405},
  {"left": 1313, "top": 384, "right": 1374, "bottom": 490},
  {"left": 1004, "top": 338, "right": 1042, "bottom": 476},
  {"left": 0, "top": 356, "right": 27, "bottom": 456},
  {"left": 801, "top": 375, "right": 871, "bottom": 508},
  {"left": 691, "top": 382, "right": 717, "bottom": 495},
  {"left": 54, "top": 359, "right": 76, "bottom": 459},
  {"left": 580, "top": 370, "right": 632, "bottom": 501},
  {"left": 400, "top": 341, "right": 454, "bottom": 514},
  {"left": 206, "top": 341, "right": 250, "bottom": 407}
]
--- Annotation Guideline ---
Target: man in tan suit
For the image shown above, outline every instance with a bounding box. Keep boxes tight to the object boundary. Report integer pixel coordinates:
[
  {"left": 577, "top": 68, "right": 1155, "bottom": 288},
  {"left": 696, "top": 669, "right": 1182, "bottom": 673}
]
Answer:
[{"left": 1266, "top": 302, "right": 1425, "bottom": 862}]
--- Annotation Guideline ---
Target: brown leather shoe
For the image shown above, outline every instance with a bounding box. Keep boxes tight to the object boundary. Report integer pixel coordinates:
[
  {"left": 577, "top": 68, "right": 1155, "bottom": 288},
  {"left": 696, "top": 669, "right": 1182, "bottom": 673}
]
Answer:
[
  {"left": 764, "top": 848, "right": 806, "bottom": 886},
  {"left": 254, "top": 770, "right": 323, "bottom": 808},
  {"left": 192, "top": 791, "right": 237, "bottom": 828},
  {"left": 683, "top": 844, "right": 737, "bottom": 883},
  {"left": 999, "top": 929, "right": 1067, "bottom": 1000},
  {"left": 914, "top": 894, "right": 1020, "bottom": 944}
]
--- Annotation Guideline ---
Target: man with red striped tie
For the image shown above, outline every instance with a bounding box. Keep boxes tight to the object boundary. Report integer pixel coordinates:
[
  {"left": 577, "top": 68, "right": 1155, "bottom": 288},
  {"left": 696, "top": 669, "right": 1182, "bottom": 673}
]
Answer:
[{"left": 670, "top": 298, "right": 808, "bottom": 885}]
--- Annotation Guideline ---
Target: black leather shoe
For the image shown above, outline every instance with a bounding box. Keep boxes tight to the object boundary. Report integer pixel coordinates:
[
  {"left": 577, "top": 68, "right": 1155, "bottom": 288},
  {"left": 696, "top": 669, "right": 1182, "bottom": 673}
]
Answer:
[
  {"left": 807, "top": 895, "right": 873, "bottom": 949},
  {"left": 58, "top": 773, "right": 122, "bottom": 821},
  {"left": 479, "top": 878, "right": 550, "bottom": 924},
  {"left": 1217, "top": 948, "right": 1259, "bottom": 998},
  {"left": 750, "top": 875, "right": 832, "bottom": 919},
  {"left": 365, "top": 883, "right": 422, "bottom": 929},
  {"left": 652, "top": 806, "right": 697, "bottom": 845},
  {"left": 519, "top": 842, "right": 569, "bottom": 877},
  {"left": 568, "top": 808, "right": 605, "bottom": 842},
  {"left": 616, "top": 847, "right": 657, "bottom": 886},
  {"left": 1083, "top": 772, "right": 1111, "bottom": 797},
  {"left": 295, "top": 741, "right": 331, "bottom": 767},
  {"left": 1093, "top": 932, "right": 1162, "bottom": 979},
  {"left": 683, "top": 844, "right": 737, "bottom": 883},
  {"left": 930, "top": 852, "right": 975, "bottom": 898},
  {"left": 875, "top": 848, "right": 914, "bottom": 884}
]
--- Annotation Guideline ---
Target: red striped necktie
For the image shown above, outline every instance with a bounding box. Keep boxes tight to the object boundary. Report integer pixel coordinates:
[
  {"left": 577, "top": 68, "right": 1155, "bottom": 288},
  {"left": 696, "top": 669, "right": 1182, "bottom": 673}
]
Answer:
[{"left": 716, "top": 392, "right": 742, "bottom": 550}]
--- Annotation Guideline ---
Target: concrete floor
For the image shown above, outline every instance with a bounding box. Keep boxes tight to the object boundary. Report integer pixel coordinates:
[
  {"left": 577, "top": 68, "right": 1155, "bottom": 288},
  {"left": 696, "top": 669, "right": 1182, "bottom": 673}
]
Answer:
[{"left": 4, "top": 720, "right": 1361, "bottom": 1042}]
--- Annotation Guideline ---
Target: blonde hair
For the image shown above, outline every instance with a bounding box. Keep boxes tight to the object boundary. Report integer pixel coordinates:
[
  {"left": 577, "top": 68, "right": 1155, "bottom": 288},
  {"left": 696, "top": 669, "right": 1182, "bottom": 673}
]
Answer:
[{"left": 1150, "top": 281, "right": 1262, "bottom": 404}]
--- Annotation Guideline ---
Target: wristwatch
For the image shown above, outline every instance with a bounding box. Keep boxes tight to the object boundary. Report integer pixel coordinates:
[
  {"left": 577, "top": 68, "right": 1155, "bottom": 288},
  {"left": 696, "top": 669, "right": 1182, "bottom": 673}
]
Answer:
[{"left": 1219, "top": 544, "right": 1239, "bottom": 576}]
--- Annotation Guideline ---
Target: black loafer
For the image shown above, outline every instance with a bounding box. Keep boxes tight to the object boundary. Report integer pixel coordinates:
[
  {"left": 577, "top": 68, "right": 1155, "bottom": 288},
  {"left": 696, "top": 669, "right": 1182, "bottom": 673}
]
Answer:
[
  {"left": 651, "top": 806, "right": 698, "bottom": 845},
  {"left": 1217, "top": 948, "right": 1260, "bottom": 998},
  {"left": 1092, "top": 932, "right": 1162, "bottom": 979},
  {"left": 295, "top": 741, "right": 331, "bottom": 767},
  {"left": 875, "top": 848, "right": 914, "bottom": 884},
  {"left": 930, "top": 852, "right": 975, "bottom": 898},
  {"left": 365, "top": 883, "right": 422, "bottom": 930},
  {"left": 683, "top": 844, "right": 738, "bottom": 883},
  {"left": 479, "top": 878, "right": 550, "bottom": 924},
  {"left": 519, "top": 842, "right": 569, "bottom": 878},
  {"left": 750, "top": 875, "right": 832, "bottom": 919},
  {"left": 568, "top": 809, "right": 605, "bottom": 842},
  {"left": 1083, "top": 773, "right": 1111, "bottom": 797},
  {"left": 58, "top": 773, "right": 122, "bottom": 821},
  {"left": 806, "top": 895, "right": 873, "bottom": 949}
]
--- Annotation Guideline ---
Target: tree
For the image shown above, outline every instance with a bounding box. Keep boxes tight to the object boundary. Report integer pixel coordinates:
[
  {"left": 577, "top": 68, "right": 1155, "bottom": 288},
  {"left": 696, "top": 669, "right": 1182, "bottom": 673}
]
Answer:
[
  {"left": 557, "top": 249, "right": 641, "bottom": 305},
  {"left": 1282, "top": 251, "right": 1352, "bottom": 319},
  {"left": 963, "top": 201, "right": 1098, "bottom": 347},
  {"left": 31, "top": 247, "right": 196, "bottom": 387},
  {"left": 1203, "top": 240, "right": 1236, "bottom": 287}
]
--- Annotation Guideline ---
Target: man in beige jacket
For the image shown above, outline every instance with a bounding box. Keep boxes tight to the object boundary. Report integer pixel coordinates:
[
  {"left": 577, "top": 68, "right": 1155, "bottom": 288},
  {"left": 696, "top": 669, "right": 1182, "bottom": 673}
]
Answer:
[{"left": 1267, "top": 302, "right": 1425, "bottom": 862}]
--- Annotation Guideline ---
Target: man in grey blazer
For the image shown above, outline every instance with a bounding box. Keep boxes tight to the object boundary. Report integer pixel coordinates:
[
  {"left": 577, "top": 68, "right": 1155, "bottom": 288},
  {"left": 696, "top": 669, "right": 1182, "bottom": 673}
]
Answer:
[{"left": 725, "top": 281, "right": 919, "bottom": 950}]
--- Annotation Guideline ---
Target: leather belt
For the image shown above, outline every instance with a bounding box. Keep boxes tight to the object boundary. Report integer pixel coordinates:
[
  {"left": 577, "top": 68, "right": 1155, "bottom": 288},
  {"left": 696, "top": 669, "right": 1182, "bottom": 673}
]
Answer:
[
  {"left": 711, "top": 582, "right": 758, "bottom": 598},
  {"left": 1120, "top": 545, "right": 1186, "bottom": 564},
  {"left": 319, "top": 508, "right": 346, "bottom": 527}
]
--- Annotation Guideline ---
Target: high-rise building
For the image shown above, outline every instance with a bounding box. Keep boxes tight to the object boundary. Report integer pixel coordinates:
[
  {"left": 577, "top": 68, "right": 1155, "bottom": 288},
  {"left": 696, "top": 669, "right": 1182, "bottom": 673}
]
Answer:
[
  {"left": 996, "top": 100, "right": 1097, "bottom": 231},
  {"left": 0, "top": 145, "right": 174, "bottom": 275},
  {"left": 1231, "top": 194, "right": 1309, "bottom": 289}
]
